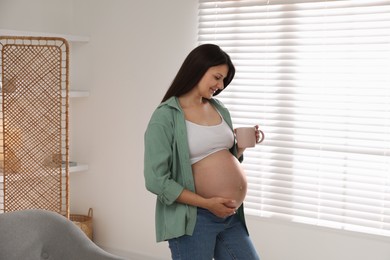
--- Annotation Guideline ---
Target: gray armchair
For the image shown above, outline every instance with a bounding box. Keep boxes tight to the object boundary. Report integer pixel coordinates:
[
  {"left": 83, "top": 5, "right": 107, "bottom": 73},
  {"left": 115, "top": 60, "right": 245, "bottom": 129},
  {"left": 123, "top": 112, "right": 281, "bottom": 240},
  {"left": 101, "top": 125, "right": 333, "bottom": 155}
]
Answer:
[{"left": 0, "top": 209, "right": 127, "bottom": 260}]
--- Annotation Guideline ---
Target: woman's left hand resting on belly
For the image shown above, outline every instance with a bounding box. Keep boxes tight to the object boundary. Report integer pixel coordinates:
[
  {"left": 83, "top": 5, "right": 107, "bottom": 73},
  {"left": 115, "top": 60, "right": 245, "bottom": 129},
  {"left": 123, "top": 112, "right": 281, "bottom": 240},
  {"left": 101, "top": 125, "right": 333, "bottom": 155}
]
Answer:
[{"left": 176, "top": 189, "right": 237, "bottom": 218}]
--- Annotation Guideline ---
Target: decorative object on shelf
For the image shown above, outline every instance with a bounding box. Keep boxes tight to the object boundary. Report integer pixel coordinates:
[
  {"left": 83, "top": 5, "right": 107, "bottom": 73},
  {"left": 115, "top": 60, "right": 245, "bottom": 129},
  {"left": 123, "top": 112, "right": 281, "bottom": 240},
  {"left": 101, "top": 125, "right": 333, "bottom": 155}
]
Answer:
[{"left": 0, "top": 36, "right": 70, "bottom": 218}]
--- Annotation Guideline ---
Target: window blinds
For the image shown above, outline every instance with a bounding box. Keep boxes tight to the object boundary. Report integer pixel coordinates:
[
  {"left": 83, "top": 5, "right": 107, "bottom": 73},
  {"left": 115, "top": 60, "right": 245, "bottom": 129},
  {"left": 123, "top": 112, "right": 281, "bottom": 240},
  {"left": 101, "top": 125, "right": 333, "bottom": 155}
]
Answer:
[{"left": 198, "top": 0, "right": 390, "bottom": 237}]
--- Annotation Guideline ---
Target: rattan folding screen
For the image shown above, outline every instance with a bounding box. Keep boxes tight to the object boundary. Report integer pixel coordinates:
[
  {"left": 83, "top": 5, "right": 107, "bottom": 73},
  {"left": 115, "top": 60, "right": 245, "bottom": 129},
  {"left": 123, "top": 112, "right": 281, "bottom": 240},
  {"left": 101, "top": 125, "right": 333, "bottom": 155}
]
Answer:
[{"left": 0, "top": 36, "right": 69, "bottom": 218}]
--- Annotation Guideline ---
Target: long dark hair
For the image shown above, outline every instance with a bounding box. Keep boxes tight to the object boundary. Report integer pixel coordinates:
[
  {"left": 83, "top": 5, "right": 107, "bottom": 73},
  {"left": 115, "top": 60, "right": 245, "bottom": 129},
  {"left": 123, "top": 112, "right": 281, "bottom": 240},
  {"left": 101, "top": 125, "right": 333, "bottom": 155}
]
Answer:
[{"left": 161, "top": 44, "right": 235, "bottom": 102}]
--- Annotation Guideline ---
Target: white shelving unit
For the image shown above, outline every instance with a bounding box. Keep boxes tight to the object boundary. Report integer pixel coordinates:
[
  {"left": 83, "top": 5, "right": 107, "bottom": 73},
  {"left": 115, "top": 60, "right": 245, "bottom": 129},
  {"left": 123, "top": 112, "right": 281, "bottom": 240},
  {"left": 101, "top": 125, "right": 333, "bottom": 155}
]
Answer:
[{"left": 0, "top": 29, "right": 90, "bottom": 173}]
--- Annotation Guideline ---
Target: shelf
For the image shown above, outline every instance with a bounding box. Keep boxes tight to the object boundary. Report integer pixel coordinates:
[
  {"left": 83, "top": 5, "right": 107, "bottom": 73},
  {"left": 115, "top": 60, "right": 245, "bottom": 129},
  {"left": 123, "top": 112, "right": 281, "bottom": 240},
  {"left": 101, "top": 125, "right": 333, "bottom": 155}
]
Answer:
[
  {"left": 69, "top": 163, "right": 89, "bottom": 173},
  {"left": 0, "top": 29, "right": 90, "bottom": 43},
  {"left": 64, "top": 90, "right": 90, "bottom": 98},
  {"left": 0, "top": 163, "right": 89, "bottom": 182}
]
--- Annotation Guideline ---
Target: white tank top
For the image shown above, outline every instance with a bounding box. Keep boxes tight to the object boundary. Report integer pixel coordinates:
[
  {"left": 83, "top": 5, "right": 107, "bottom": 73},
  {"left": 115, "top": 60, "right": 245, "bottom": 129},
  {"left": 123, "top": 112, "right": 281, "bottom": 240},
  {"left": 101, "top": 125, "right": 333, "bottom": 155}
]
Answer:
[{"left": 185, "top": 117, "right": 234, "bottom": 165}]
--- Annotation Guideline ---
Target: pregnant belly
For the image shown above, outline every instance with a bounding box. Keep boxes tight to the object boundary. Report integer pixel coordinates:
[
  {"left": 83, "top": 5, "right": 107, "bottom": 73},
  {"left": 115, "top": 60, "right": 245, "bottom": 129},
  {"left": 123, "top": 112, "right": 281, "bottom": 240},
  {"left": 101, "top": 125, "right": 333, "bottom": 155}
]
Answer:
[{"left": 192, "top": 149, "right": 247, "bottom": 209}]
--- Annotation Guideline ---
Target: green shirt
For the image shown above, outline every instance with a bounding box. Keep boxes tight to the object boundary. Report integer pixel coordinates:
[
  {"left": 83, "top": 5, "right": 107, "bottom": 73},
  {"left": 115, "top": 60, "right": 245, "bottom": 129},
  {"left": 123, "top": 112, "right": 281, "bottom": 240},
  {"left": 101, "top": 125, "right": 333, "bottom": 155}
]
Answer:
[{"left": 144, "top": 96, "right": 247, "bottom": 242}]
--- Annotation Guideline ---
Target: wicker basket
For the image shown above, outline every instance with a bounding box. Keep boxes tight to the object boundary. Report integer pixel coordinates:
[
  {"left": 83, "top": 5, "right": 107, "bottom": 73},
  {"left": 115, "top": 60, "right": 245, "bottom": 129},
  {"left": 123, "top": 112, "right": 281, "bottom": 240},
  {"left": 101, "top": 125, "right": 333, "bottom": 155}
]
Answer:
[{"left": 70, "top": 208, "right": 93, "bottom": 240}]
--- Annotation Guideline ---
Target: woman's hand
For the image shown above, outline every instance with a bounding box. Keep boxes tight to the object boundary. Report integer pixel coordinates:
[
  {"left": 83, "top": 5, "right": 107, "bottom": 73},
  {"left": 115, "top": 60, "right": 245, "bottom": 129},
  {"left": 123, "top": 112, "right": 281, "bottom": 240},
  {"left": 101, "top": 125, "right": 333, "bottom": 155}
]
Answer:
[
  {"left": 176, "top": 190, "right": 237, "bottom": 218},
  {"left": 255, "top": 125, "right": 265, "bottom": 144},
  {"left": 205, "top": 197, "right": 237, "bottom": 218}
]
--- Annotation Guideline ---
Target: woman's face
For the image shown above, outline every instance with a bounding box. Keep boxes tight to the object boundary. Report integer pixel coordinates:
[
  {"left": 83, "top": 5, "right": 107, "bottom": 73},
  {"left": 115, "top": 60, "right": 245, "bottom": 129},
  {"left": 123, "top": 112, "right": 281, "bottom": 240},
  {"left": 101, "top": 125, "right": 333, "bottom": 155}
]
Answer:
[{"left": 196, "top": 64, "right": 228, "bottom": 99}]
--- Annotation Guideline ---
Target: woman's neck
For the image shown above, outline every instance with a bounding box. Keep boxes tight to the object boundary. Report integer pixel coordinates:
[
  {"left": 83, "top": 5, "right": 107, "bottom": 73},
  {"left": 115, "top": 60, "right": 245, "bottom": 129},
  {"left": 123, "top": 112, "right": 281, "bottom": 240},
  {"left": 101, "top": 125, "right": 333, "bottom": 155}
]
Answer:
[{"left": 179, "top": 94, "right": 208, "bottom": 109}]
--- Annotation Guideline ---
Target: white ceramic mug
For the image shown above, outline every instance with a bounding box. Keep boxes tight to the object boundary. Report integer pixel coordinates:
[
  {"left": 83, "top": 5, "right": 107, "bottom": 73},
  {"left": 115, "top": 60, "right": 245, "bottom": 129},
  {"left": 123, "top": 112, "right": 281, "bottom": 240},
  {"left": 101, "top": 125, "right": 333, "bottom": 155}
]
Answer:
[{"left": 236, "top": 127, "right": 265, "bottom": 148}]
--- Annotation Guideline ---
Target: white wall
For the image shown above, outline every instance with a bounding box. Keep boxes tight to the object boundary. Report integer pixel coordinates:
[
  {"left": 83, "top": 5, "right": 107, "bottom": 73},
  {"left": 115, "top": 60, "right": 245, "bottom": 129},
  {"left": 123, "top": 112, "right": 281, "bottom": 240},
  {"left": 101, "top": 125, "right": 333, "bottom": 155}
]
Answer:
[
  {"left": 68, "top": 0, "right": 198, "bottom": 258},
  {"left": 1, "top": 1, "right": 390, "bottom": 260}
]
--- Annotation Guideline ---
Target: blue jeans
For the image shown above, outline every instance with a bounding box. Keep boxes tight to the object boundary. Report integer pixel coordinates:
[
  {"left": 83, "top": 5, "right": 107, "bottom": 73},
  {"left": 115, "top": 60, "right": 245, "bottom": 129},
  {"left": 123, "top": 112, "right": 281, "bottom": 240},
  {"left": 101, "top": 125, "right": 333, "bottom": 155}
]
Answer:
[{"left": 168, "top": 207, "right": 260, "bottom": 260}]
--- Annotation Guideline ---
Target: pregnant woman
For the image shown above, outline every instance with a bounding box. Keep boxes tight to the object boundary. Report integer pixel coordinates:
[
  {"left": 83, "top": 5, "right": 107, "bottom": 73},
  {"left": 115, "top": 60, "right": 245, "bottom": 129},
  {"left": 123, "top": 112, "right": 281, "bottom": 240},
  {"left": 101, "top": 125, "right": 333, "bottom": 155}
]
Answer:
[{"left": 144, "top": 44, "right": 261, "bottom": 260}]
